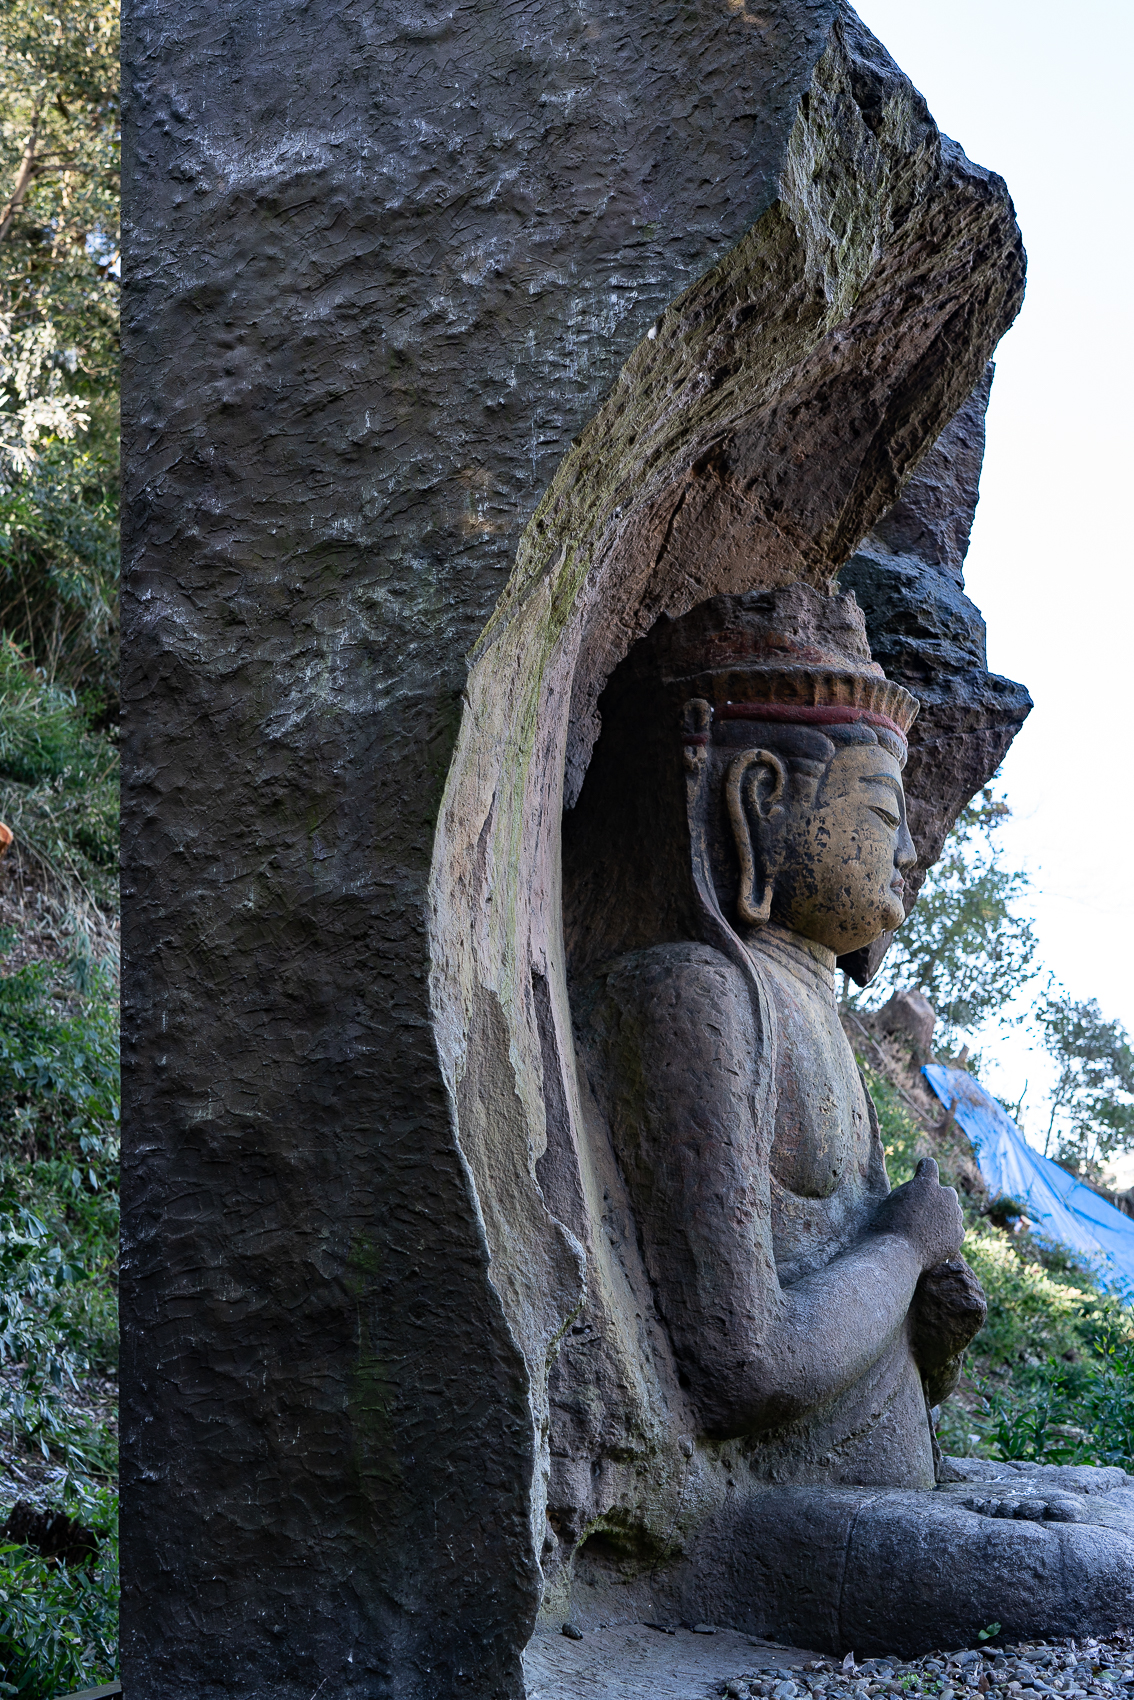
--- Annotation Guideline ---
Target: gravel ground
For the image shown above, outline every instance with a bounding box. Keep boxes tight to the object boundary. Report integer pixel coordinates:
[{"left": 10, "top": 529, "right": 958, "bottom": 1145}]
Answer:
[
  {"left": 524, "top": 1625, "right": 1134, "bottom": 1700},
  {"left": 728, "top": 1634, "right": 1134, "bottom": 1700}
]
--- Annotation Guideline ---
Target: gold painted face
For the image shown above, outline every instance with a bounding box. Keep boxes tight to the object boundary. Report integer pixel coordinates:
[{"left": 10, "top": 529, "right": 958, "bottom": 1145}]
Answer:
[{"left": 775, "top": 742, "right": 915, "bottom": 954}]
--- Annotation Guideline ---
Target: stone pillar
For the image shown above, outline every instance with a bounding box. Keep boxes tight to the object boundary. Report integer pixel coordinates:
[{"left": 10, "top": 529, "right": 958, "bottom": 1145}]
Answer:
[{"left": 121, "top": 1, "right": 1025, "bottom": 1694}]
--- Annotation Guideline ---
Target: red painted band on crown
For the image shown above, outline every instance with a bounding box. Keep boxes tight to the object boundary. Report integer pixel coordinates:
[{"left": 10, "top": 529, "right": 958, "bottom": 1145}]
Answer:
[{"left": 717, "top": 702, "right": 910, "bottom": 743}]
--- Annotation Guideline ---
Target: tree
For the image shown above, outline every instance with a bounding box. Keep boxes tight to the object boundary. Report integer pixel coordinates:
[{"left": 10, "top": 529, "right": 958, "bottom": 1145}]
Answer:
[
  {"left": 1038, "top": 992, "right": 1134, "bottom": 1180},
  {"left": 854, "top": 787, "right": 1039, "bottom": 1048},
  {"left": 0, "top": 1, "right": 119, "bottom": 310},
  {"left": 0, "top": 0, "right": 119, "bottom": 711}
]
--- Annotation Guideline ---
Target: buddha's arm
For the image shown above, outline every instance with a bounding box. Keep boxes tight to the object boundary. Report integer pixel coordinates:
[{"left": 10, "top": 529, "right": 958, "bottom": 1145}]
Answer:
[
  {"left": 585, "top": 944, "right": 963, "bottom": 1439},
  {"left": 734, "top": 1180, "right": 962, "bottom": 1434}
]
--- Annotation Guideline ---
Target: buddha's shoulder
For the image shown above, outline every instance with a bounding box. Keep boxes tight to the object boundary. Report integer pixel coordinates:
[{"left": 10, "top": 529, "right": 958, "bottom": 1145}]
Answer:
[{"left": 580, "top": 941, "right": 756, "bottom": 1029}]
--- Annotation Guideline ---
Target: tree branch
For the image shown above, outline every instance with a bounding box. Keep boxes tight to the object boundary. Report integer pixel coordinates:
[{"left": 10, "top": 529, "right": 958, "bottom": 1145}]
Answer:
[{"left": 0, "top": 97, "right": 47, "bottom": 243}]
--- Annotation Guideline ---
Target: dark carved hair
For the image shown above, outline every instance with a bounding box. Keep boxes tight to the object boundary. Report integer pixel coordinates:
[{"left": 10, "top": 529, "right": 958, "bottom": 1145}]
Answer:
[{"left": 713, "top": 717, "right": 904, "bottom": 769}]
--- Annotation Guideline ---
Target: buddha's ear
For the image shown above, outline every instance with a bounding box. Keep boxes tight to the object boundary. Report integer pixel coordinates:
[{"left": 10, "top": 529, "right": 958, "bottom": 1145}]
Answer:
[{"left": 726, "top": 749, "right": 787, "bottom": 926}]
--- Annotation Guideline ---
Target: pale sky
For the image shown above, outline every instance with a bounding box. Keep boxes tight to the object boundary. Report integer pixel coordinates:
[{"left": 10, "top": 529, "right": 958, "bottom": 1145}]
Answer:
[{"left": 851, "top": 0, "right": 1134, "bottom": 1167}]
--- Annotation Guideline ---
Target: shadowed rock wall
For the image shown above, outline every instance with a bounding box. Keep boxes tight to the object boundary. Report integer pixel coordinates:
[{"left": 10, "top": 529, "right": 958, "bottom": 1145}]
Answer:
[{"left": 122, "top": 1, "right": 1025, "bottom": 1694}]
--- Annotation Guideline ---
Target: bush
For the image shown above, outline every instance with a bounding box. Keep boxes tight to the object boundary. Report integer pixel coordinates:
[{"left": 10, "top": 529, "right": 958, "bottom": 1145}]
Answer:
[
  {"left": 0, "top": 635, "right": 119, "bottom": 1687},
  {"left": 0, "top": 4, "right": 120, "bottom": 1686},
  {"left": 0, "top": 438, "right": 118, "bottom": 716},
  {"left": 962, "top": 1222, "right": 1096, "bottom": 1371},
  {"left": 0, "top": 638, "right": 117, "bottom": 910},
  {"left": 0, "top": 953, "right": 118, "bottom": 1159},
  {"left": 861, "top": 1062, "right": 925, "bottom": 1187},
  {"left": 0, "top": 1482, "right": 118, "bottom": 1697},
  {"left": 0, "top": 944, "right": 118, "bottom": 1469},
  {"left": 939, "top": 1218, "right": 1134, "bottom": 1470},
  {"left": 976, "top": 1304, "right": 1134, "bottom": 1471}
]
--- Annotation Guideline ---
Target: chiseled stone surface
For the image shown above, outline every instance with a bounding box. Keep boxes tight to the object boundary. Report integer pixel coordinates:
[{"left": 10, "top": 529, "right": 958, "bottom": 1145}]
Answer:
[
  {"left": 123, "top": 6, "right": 848, "bottom": 1693},
  {"left": 672, "top": 1468, "right": 1134, "bottom": 1657},
  {"left": 123, "top": 0, "right": 1025, "bottom": 1694}
]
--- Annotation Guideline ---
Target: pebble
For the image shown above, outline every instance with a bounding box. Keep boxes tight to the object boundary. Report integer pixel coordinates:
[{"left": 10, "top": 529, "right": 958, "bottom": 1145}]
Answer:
[{"left": 718, "top": 1638, "right": 1134, "bottom": 1700}]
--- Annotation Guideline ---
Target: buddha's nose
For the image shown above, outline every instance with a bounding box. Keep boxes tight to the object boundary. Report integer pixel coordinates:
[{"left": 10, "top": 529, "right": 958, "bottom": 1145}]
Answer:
[{"left": 895, "top": 817, "right": 916, "bottom": 869}]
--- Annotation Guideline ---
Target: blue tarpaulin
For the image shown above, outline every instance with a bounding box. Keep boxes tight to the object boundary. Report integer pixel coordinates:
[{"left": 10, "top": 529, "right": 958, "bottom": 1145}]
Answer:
[{"left": 923, "top": 1063, "right": 1134, "bottom": 1296}]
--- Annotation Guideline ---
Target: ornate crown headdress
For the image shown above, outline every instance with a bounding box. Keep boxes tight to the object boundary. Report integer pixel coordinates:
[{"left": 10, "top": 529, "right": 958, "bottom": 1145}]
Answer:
[{"left": 647, "top": 582, "right": 919, "bottom": 751}]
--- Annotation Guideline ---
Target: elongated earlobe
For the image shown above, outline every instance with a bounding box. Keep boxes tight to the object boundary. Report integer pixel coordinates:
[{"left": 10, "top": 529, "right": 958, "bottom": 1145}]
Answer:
[
  {"left": 727, "top": 749, "right": 785, "bottom": 928},
  {"left": 737, "top": 869, "right": 774, "bottom": 927}
]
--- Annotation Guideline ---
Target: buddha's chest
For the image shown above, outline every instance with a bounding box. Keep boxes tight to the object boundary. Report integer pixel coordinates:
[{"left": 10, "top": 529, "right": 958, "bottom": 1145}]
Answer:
[{"left": 767, "top": 973, "right": 873, "bottom": 1202}]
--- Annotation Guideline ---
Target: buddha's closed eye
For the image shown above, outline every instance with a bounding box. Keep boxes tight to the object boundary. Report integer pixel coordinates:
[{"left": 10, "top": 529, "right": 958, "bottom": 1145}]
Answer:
[{"left": 860, "top": 773, "right": 902, "bottom": 832}]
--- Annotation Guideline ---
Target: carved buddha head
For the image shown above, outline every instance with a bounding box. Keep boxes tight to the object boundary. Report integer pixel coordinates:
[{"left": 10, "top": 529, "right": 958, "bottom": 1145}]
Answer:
[
  {"left": 720, "top": 720, "right": 916, "bottom": 955},
  {"left": 668, "top": 585, "right": 919, "bottom": 959},
  {"left": 563, "top": 583, "right": 920, "bottom": 979}
]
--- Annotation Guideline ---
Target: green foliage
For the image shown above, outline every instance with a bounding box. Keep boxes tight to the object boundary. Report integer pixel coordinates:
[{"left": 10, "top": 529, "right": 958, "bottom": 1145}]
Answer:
[
  {"left": 1037, "top": 991, "right": 1134, "bottom": 1177},
  {"left": 0, "top": 894, "right": 118, "bottom": 1688},
  {"left": 857, "top": 789, "right": 1038, "bottom": 1047},
  {"left": 943, "top": 1218, "right": 1134, "bottom": 1471},
  {"left": 962, "top": 1221, "right": 1097, "bottom": 1370},
  {"left": 0, "top": 0, "right": 119, "bottom": 708},
  {"left": 0, "top": 439, "right": 117, "bottom": 705},
  {"left": 0, "top": 0, "right": 120, "bottom": 360},
  {"left": 0, "top": 946, "right": 118, "bottom": 1465},
  {"left": 0, "top": 637, "right": 117, "bottom": 907},
  {"left": 0, "top": 6, "right": 120, "bottom": 1686},
  {"left": 977, "top": 1306, "right": 1134, "bottom": 1472},
  {"left": 0, "top": 957, "right": 118, "bottom": 1151},
  {"left": 860, "top": 1062, "right": 925, "bottom": 1187},
  {"left": 0, "top": 1483, "right": 118, "bottom": 1696}
]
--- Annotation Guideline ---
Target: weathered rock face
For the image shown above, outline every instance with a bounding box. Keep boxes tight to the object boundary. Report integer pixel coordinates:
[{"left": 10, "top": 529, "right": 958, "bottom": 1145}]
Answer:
[
  {"left": 122, "top": 0, "right": 1026, "bottom": 1694},
  {"left": 877, "top": 988, "right": 937, "bottom": 1055},
  {"left": 838, "top": 369, "right": 1032, "bottom": 982}
]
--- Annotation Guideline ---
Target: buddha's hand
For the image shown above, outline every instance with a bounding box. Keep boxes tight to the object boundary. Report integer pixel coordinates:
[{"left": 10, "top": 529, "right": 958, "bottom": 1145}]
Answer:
[
  {"left": 911, "top": 1256, "right": 988, "bottom": 1404},
  {"left": 869, "top": 1158, "right": 964, "bottom": 1271}
]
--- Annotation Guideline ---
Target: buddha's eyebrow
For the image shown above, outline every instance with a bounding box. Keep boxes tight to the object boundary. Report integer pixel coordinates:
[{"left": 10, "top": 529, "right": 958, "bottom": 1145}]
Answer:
[{"left": 859, "top": 773, "right": 902, "bottom": 795}]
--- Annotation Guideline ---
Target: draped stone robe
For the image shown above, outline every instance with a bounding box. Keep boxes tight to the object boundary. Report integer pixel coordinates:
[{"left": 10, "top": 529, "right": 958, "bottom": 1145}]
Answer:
[{"left": 582, "top": 919, "right": 936, "bottom": 1487}]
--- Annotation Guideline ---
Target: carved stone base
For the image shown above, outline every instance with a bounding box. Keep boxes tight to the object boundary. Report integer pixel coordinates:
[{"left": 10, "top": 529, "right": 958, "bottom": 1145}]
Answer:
[{"left": 650, "top": 1459, "right": 1134, "bottom": 1656}]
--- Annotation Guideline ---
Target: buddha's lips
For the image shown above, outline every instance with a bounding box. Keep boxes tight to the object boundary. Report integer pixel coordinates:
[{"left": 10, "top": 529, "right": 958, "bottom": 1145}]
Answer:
[{"left": 715, "top": 702, "right": 910, "bottom": 745}]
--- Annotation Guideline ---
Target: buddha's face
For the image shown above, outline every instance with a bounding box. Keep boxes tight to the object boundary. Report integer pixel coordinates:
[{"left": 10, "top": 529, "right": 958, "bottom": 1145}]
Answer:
[
  {"left": 733, "top": 738, "right": 916, "bottom": 955},
  {"left": 775, "top": 742, "right": 915, "bottom": 953}
]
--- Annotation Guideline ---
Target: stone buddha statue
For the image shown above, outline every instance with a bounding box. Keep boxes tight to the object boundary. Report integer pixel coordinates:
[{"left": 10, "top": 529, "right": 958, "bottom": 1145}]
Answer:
[
  {"left": 575, "top": 590, "right": 985, "bottom": 1485},
  {"left": 551, "top": 584, "right": 1134, "bottom": 1651}
]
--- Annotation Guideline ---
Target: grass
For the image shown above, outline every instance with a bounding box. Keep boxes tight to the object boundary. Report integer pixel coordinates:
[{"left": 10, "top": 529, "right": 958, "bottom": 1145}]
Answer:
[
  {"left": 951, "top": 1225, "right": 1134, "bottom": 1471},
  {"left": 0, "top": 637, "right": 118, "bottom": 1697}
]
